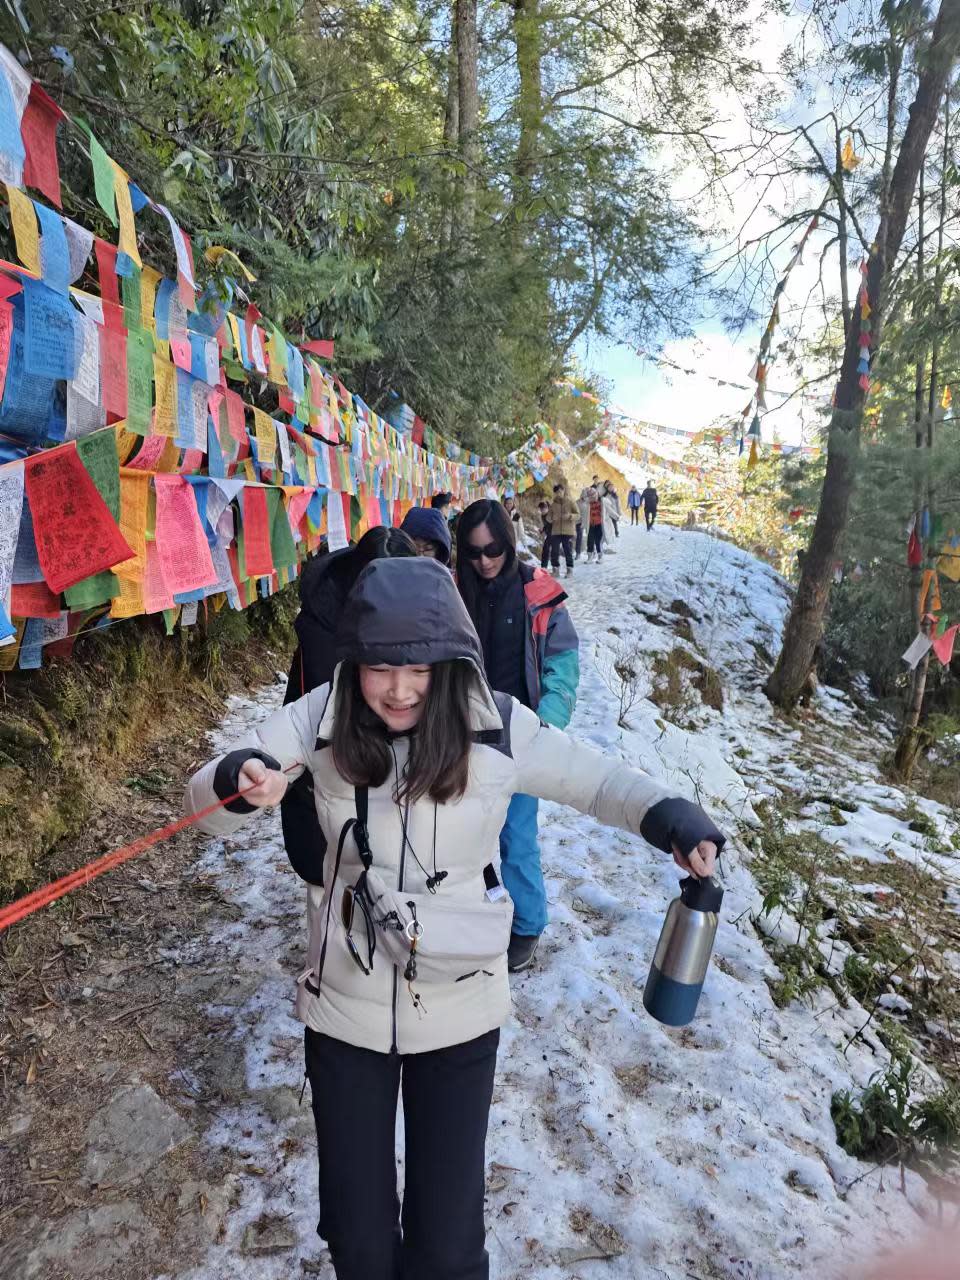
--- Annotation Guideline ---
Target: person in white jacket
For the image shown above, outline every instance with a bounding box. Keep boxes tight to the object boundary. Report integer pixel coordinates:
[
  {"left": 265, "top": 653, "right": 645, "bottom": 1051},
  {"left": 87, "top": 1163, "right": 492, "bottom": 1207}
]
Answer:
[
  {"left": 184, "top": 557, "right": 724, "bottom": 1280},
  {"left": 601, "top": 486, "right": 618, "bottom": 552}
]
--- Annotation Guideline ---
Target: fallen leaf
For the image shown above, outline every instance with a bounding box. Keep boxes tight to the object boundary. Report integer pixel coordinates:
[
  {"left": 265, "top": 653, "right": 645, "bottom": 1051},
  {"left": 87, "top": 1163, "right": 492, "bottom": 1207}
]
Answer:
[
  {"left": 502, "top": 1202, "right": 518, "bottom": 1216},
  {"left": 25, "top": 1057, "right": 37, "bottom": 1085}
]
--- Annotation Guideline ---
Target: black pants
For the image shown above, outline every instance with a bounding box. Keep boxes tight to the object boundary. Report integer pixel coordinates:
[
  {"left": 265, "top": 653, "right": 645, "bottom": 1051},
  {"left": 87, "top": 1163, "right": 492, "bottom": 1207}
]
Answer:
[
  {"left": 575, "top": 522, "right": 583, "bottom": 556},
  {"left": 645, "top": 508, "right": 656, "bottom": 529},
  {"left": 305, "top": 1027, "right": 500, "bottom": 1280},
  {"left": 549, "top": 533, "right": 573, "bottom": 569},
  {"left": 587, "top": 524, "right": 603, "bottom": 555},
  {"left": 630, "top": 508, "right": 639, "bottom": 525},
  {"left": 539, "top": 528, "right": 551, "bottom": 567}
]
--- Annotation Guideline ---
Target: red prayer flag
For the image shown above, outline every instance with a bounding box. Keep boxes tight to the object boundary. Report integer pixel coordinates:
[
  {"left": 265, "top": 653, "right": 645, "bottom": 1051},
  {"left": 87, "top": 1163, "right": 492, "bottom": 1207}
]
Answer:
[
  {"left": 932, "top": 623, "right": 959, "bottom": 667},
  {"left": 24, "top": 445, "right": 134, "bottom": 594},
  {"left": 302, "top": 339, "right": 334, "bottom": 359},
  {"left": 100, "top": 326, "right": 128, "bottom": 420},
  {"left": 21, "top": 83, "right": 65, "bottom": 208},
  {"left": 11, "top": 579, "right": 61, "bottom": 618},
  {"left": 907, "top": 528, "right": 924, "bottom": 567},
  {"left": 242, "top": 487, "right": 275, "bottom": 578},
  {"left": 153, "top": 474, "right": 217, "bottom": 594},
  {"left": 0, "top": 299, "right": 13, "bottom": 404},
  {"left": 95, "top": 239, "right": 124, "bottom": 333}
]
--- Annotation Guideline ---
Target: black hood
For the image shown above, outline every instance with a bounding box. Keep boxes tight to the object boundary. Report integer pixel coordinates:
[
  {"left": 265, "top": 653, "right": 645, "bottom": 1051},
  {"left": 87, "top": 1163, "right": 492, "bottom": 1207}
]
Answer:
[{"left": 335, "top": 557, "right": 485, "bottom": 670}]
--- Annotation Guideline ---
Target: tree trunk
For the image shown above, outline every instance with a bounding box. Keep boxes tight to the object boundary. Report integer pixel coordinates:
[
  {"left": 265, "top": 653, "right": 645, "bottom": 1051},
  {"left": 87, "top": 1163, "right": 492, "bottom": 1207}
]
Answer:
[
  {"left": 893, "top": 102, "right": 950, "bottom": 780},
  {"left": 512, "top": 0, "right": 542, "bottom": 223},
  {"left": 765, "top": 0, "right": 960, "bottom": 711},
  {"left": 441, "top": 3, "right": 459, "bottom": 247},
  {"left": 455, "top": 0, "right": 479, "bottom": 233}
]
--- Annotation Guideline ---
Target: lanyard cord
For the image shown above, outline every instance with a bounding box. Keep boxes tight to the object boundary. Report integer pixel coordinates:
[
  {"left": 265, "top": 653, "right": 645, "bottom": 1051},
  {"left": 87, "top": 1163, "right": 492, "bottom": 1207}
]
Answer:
[{"left": 389, "top": 742, "right": 443, "bottom": 892}]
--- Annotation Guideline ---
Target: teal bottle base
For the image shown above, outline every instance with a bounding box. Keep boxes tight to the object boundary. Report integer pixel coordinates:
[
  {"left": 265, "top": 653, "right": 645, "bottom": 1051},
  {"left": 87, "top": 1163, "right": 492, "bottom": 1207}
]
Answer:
[{"left": 643, "top": 963, "right": 702, "bottom": 1026}]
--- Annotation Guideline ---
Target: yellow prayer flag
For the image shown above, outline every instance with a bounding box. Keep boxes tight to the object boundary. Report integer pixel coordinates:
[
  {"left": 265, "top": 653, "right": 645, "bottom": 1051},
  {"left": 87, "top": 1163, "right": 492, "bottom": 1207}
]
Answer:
[
  {"left": 0, "top": 619, "right": 26, "bottom": 672},
  {"left": 266, "top": 329, "right": 287, "bottom": 387},
  {"left": 747, "top": 438, "right": 759, "bottom": 469},
  {"left": 226, "top": 313, "right": 243, "bottom": 362},
  {"left": 153, "top": 356, "right": 177, "bottom": 437},
  {"left": 243, "top": 457, "right": 257, "bottom": 483},
  {"left": 115, "top": 421, "right": 139, "bottom": 464},
  {"left": 254, "top": 407, "right": 277, "bottom": 468},
  {"left": 110, "top": 471, "right": 149, "bottom": 616},
  {"left": 112, "top": 160, "right": 142, "bottom": 268},
  {"left": 841, "top": 138, "right": 860, "bottom": 171},
  {"left": 942, "top": 385, "right": 952, "bottom": 410},
  {"left": 140, "top": 266, "right": 163, "bottom": 334},
  {"left": 6, "top": 185, "right": 40, "bottom": 275},
  {"left": 205, "top": 245, "right": 256, "bottom": 282}
]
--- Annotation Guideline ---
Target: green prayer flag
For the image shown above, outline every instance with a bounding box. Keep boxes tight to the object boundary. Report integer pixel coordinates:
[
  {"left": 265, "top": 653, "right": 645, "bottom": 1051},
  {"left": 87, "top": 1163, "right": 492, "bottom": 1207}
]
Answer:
[
  {"left": 65, "top": 572, "right": 118, "bottom": 610},
  {"left": 88, "top": 130, "right": 118, "bottom": 227},
  {"left": 126, "top": 328, "right": 155, "bottom": 436},
  {"left": 268, "top": 489, "right": 297, "bottom": 569},
  {"left": 77, "top": 430, "right": 121, "bottom": 517},
  {"left": 122, "top": 265, "right": 142, "bottom": 330}
]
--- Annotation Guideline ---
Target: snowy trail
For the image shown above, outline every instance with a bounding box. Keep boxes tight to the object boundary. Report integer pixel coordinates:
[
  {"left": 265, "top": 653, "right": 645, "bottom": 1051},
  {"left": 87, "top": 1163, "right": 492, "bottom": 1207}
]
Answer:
[{"left": 164, "top": 525, "right": 942, "bottom": 1280}]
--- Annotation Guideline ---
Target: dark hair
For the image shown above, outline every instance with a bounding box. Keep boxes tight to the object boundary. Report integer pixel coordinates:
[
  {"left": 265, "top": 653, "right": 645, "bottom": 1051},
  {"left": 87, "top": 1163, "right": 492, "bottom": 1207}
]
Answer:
[
  {"left": 331, "top": 659, "right": 476, "bottom": 803},
  {"left": 553, "top": 483, "right": 563, "bottom": 493},
  {"left": 456, "top": 499, "right": 517, "bottom": 624},
  {"left": 330, "top": 526, "right": 415, "bottom": 595},
  {"left": 430, "top": 491, "right": 452, "bottom": 510},
  {"left": 355, "top": 525, "right": 416, "bottom": 568}
]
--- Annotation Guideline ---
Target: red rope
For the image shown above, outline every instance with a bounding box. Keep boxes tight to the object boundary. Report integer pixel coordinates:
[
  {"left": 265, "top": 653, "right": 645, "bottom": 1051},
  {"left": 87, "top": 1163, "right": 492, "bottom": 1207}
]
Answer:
[{"left": 0, "top": 764, "right": 300, "bottom": 934}]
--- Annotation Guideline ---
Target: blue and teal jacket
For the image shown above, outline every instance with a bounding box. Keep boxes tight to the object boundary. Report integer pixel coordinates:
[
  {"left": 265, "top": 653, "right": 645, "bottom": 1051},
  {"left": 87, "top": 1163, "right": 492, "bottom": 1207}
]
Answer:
[{"left": 518, "top": 562, "right": 580, "bottom": 729}]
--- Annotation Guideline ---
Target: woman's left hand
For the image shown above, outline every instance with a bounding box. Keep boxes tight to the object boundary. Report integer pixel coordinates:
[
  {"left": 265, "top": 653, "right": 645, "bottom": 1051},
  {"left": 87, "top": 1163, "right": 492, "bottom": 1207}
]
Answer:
[{"left": 672, "top": 840, "right": 718, "bottom": 878}]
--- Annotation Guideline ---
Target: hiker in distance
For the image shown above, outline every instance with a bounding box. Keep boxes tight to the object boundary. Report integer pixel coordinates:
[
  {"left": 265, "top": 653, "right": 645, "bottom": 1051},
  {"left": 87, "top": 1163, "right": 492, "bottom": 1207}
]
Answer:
[
  {"left": 546, "top": 480, "right": 579, "bottom": 578},
  {"left": 502, "top": 493, "right": 525, "bottom": 545},
  {"left": 641, "top": 478, "right": 659, "bottom": 530},
  {"left": 399, "top": 505, "right": 452, "bottom": 563},
  {"left": 536, "top": 498, "right": 552, "bottom": 568},
  {"left": 586, "top": 484, "right": 604, "bottom": 562},
  {"left": 601, "top": 481, "right": 619, "bottom": 552},
  {"left": 184, "top": 556, "right": 724, "bottom": 1280},
  {"left": 603, "top": 479, "right": 622, "bottom": 539},
  {"left": 456, "top": 498, "right": 579, "bottom": 971},
  {"left": 628, "top": 484, "right": 642, "bottom": 525},
  {"left": 576, "top": 486, "right": 589, "bottom": 559}
]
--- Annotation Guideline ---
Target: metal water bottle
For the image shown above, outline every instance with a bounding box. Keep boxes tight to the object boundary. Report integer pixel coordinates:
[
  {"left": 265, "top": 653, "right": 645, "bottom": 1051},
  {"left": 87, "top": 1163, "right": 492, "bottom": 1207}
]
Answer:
[{"left": 643, "top": 875, "right": 723, "bottom": 1027}]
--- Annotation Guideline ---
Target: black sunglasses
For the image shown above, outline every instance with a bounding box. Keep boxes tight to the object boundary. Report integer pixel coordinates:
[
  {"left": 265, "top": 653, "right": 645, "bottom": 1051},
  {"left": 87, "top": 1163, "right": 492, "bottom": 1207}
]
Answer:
[
  {"left": 465, "top": 540, "right": 506, "bottom": 561},
  {"left": 341, "top": 876, "right": 376, "bottom": 975}
]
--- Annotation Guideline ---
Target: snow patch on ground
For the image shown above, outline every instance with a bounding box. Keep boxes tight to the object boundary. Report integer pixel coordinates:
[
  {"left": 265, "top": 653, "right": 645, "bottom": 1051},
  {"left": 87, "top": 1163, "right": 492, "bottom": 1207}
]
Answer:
[{"left": 165, "top": 524, "right": 955, "bottom": 1280}]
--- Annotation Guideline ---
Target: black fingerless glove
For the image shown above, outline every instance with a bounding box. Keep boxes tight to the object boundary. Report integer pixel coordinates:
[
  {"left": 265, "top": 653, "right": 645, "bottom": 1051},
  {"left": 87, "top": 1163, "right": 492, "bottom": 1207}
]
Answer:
[{"left": 213, "top": 749, "right": 283, "bottom": 814}]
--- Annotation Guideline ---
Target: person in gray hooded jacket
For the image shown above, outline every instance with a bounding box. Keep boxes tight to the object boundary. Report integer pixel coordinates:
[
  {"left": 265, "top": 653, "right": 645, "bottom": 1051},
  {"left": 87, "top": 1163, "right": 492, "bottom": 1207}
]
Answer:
[{"left": 184, "top": 557, "right": 724, "bottom": 1280}]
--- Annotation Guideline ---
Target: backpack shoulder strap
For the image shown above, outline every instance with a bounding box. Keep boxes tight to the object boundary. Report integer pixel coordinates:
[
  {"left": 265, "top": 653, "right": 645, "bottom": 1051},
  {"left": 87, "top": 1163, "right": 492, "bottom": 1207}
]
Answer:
[{"left": 353, "top": 785, "right": 372, "bottom": 870}]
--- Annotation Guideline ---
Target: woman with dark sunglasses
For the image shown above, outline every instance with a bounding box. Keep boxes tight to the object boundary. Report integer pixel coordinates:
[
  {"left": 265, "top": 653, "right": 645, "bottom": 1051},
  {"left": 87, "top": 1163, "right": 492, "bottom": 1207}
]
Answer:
[
  {"left": 456, "top": 499, "right": 579, "bottom": 973},
  {"left": 185, "top": 556, "right": 724, "bottom": 1280}
]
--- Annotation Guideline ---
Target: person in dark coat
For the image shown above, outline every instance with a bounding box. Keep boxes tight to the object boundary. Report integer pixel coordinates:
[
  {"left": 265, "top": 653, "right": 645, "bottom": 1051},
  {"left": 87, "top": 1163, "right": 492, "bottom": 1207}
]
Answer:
[
  {"left": 640, "top": 480, "right": 659, "bottom": 530},
  {"left": 537, "top": 499, "right": 552, "bottom": 569},
  {"left": 281, "top": 527, "right": 417, "bottom": 882},
  {"left": 399, "top": 506, "right": 452, "bottom": 564},
  {"left": 457, "top": 499, "right": 580, "bottom": 972}
]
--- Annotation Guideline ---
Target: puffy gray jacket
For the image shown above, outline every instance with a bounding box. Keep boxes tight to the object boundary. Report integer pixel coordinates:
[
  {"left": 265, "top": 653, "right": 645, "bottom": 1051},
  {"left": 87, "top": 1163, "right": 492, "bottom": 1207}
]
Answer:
[{"left": 184, "top": 559, "right": 724, "bottom": 1054}]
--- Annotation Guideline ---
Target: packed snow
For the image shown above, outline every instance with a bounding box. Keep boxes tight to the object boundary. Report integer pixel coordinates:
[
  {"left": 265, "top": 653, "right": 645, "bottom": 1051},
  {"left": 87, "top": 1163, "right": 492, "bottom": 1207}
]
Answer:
[{"left": 160, "top": 520, "right": 958, "bottom": 1280}]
